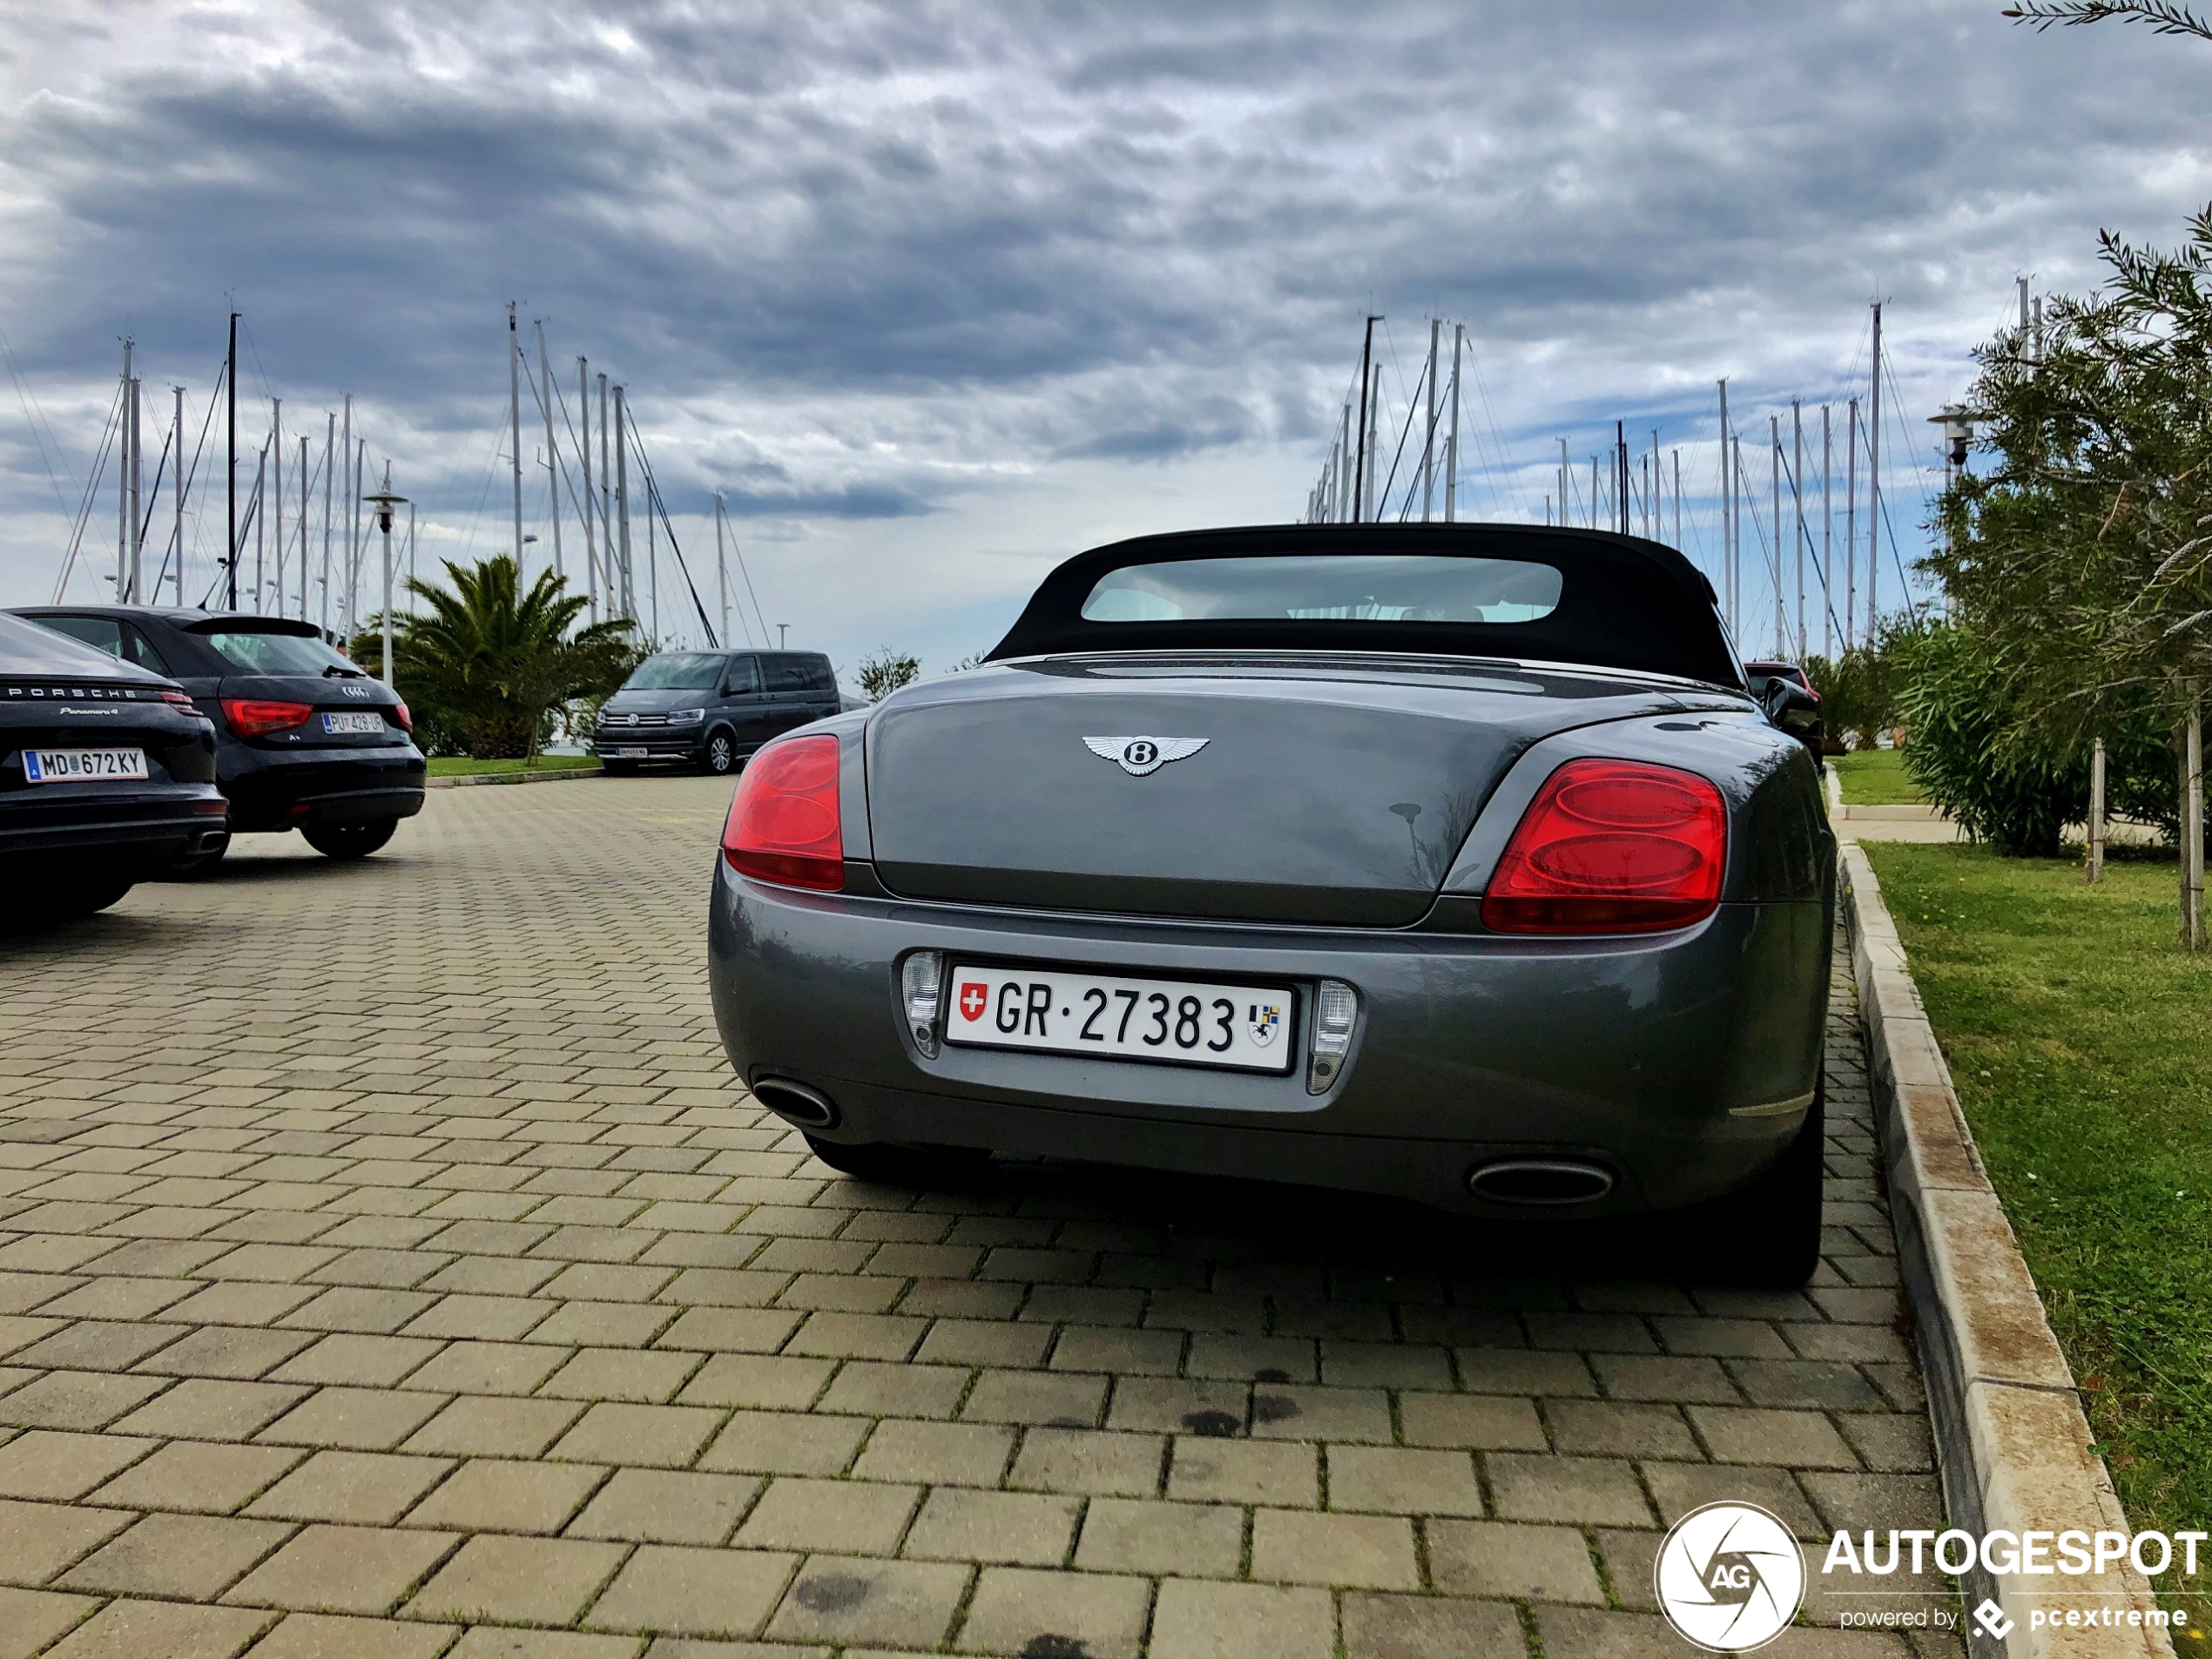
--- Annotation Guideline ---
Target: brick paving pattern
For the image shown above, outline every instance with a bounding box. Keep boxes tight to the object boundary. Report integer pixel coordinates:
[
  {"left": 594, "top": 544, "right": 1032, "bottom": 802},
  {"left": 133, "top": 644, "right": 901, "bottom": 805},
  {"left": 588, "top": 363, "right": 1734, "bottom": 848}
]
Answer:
[{"left": 0, "top": 778, "right": 1957, "bottom": 1656}]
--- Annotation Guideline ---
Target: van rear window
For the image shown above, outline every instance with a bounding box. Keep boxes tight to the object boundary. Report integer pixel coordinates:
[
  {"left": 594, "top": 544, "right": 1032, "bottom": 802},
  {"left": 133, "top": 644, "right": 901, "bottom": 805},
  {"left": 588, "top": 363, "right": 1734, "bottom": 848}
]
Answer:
[{"left": 1082, "top": 555, "right": 1562, "bottom": 625}]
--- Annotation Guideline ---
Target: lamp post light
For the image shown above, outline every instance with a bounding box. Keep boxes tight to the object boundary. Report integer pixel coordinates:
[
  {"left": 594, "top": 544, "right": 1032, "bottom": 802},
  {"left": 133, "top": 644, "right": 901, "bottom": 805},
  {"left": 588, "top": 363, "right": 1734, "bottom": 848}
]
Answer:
[
  {"left": 362, "top": 471, "right": 408, "bottom": 686},
  {"left": 1928, "top": 406, "right": 1978, "bottom": 618}
]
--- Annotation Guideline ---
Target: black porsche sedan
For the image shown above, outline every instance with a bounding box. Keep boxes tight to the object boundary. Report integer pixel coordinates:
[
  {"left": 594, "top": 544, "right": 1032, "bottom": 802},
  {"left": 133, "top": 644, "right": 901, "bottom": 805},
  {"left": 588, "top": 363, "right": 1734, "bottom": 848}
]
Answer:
[
  {"left": 709, "top": 523, "right": 1835, "bottom": 1283},
  {"left": 11, "top": 606, "right": 425, "bottom": 863},
  {"left": 1, "top": 610, "right": 227, "bottom": 921}
]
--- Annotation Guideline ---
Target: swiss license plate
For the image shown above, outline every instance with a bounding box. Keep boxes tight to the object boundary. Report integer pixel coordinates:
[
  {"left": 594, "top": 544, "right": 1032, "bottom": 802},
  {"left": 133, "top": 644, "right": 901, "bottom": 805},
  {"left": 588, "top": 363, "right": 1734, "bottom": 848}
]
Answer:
[
  {"left": 611, "top": 746, "right": 650, "bottom": 759},
  {"left": 944, "top": 963, "right": 1296, "bottom": 1074},
  {"left": 22, "top": 747, "right": 151, "bottom": 784},
  {"left": 321, "top": 711, "right": 385, "bottom": 734}
]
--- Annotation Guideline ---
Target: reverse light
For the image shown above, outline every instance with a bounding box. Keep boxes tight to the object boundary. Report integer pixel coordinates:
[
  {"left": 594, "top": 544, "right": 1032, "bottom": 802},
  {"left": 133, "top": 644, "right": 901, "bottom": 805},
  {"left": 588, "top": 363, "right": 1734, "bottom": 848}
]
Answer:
[
  {"left": 1481, "top": 759, "right": 1727, "bottom": 934},
  {"left": 392, "top": 699, "right": 413, "bottom": 732},
  {"left": 901, "top": 951, "right": 946, "bottom": 1057},
  {"left": 722, "top": 734, "right": 844, "bottom": 891},
  {"left": 221, "top": 698, "right": 314, "bottom": 738},
  {"left": 1308, "top": 978, "right": 1358, "bottom": 1095}
]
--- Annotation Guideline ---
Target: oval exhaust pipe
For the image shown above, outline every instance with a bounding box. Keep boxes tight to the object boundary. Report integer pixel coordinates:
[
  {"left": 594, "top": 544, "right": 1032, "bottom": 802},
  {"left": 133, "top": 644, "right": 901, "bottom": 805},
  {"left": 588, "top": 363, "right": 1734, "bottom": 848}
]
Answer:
[
  {"left": 751, "top": 1077, "right": 838, "bottom": 1130},
  {"left": 1467, "top": 1159, "right": 1615, "bottom": 1206}
]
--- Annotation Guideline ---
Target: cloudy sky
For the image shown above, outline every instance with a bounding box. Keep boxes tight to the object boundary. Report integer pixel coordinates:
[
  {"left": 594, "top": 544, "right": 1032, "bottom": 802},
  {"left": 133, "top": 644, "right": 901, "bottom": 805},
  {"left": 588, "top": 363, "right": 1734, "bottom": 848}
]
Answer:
[{"left": 0, "top": 0, "right": 2206, "bottom": 682}]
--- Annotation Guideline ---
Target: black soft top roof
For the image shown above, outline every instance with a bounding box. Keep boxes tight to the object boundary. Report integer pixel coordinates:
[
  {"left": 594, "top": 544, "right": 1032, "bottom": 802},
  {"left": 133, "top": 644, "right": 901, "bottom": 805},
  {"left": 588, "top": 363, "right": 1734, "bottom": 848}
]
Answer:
[{"left": 986, "top": 523, "right": 1742, "bottom": 688}]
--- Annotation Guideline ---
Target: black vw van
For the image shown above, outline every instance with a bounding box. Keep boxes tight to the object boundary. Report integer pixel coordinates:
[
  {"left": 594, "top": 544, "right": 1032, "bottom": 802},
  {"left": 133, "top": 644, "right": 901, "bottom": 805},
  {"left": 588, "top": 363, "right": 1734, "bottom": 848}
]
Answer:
[{"left": 594, "top": 651, "right": 841, "bottom": 774}]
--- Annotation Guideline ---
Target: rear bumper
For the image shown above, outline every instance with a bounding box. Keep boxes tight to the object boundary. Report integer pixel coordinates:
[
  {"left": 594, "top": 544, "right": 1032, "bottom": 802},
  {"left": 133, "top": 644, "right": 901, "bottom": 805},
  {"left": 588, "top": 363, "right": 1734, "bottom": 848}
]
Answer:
[
  {"left": 219, "top": 743, "right": 426, "bottom": 832},
  {"left": 708, "top": 860, "right": 1832, "bottom": 1218},
  {"left": 0, "top": 786, "right": 229, "bottom": 868}
]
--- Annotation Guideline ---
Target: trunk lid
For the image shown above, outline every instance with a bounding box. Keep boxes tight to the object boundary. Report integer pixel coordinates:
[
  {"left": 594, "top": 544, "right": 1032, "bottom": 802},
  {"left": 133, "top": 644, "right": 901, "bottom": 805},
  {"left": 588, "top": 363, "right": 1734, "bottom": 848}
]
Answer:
[
  {"left": 219, "top": 671, "right": 406, "bottom": 748},
  {"left": 866, "top": 655, "right": 1700, "bottom": 925}
]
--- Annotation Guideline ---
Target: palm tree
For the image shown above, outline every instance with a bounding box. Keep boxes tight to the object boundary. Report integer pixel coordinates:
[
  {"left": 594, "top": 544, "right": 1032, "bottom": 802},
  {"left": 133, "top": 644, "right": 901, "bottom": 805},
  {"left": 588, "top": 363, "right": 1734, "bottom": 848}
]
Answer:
[{"left": 364, "top": 556, "right": 638, "bottom": 759}]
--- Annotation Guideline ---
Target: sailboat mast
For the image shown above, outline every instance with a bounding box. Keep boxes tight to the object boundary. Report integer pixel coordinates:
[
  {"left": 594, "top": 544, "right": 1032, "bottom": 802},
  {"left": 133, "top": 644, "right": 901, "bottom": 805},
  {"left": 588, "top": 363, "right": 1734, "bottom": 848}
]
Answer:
[
  {"left": 508, "top": 301, "right": 523, "bottom": 572},
  {"left": 226, "top": 310, "right": 239, "bottom": 608},
  {"left": 577, "top": 356, "right": 598, "bottom": 624},
  {"left": 536, "top": 320, "right": 563, "bottom": 585}
]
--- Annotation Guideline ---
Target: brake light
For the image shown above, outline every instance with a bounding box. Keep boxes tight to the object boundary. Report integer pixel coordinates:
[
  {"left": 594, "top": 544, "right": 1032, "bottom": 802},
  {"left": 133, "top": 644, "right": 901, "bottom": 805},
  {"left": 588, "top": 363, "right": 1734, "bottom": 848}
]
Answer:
[
  {"left": 1482, "top": 759, "right": 1726, "bottom": 934},
  {"left": 221, "top": 698, "right": 314, "bottom": 738},
  {"left": 159, "top": 690, "right": 195, "bottom": 708},
  {"left": 392, "top": 698, "right": 413, "bottom": 732},
  {"left": 722, "top": 735, "right": 843, "bottom": 890}
]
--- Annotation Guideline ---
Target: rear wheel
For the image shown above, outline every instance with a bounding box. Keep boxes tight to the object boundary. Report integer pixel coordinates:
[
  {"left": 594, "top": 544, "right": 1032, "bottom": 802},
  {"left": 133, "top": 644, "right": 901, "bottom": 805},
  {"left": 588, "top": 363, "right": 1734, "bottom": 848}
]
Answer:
[
  {"left": 703, "top": 729, "right": 738, "bottom": 776},
  {"left": 1686, "top": 1081, "right": 1825, "bottom": 1286},
  {"left": 10, "top": 877, "right": 133, "bottom": 927},
  {"left": 801, "top": 1133, "right": 992, "bottom": 1186},
  {"left": 302, "top": 819, "right": 397, "bottom": 860}
]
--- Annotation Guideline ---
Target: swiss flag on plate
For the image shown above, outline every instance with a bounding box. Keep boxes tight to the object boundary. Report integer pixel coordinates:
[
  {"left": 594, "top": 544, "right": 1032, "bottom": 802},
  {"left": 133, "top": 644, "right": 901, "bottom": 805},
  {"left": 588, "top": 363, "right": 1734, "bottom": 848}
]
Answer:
[{"left": 957, "top": 983, "right": 988, "bottom": 1022}]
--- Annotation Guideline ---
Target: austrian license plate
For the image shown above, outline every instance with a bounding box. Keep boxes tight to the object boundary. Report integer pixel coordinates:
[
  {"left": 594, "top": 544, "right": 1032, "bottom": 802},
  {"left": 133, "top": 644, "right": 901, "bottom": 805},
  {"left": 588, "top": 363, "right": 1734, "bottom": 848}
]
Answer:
[
  {"left": 944, "top": 963, "right": 1296, "bottom": 1074},
  {"left": 21, "top": 747, "right": 151, "bottom": 784},
  {"left": 321, "top": 711, "right": 385, "bottom": 734},
  {"left": 611, "top": 746, "right": 650, "bottom": 759}
]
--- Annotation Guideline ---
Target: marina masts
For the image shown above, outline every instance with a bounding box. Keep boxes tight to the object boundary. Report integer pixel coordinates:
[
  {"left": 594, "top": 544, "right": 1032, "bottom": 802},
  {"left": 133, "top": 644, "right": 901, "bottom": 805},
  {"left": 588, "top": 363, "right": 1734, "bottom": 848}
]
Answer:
[
  {"left": 508, "top": 301, "right": 523, "bottom": 571},
  {"left": 226, "top": 311, "right": 239, "bottom": 609},
  {"left": 536, "top": 321, "right": 563, "bottom": 585}
]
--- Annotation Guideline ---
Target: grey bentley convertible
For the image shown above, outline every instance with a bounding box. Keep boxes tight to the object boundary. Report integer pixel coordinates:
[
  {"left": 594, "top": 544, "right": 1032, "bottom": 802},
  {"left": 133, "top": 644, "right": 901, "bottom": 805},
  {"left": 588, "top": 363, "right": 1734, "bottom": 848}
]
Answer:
[{"left": 708, "top": 524, "right": 1833, "bottom": 1282}]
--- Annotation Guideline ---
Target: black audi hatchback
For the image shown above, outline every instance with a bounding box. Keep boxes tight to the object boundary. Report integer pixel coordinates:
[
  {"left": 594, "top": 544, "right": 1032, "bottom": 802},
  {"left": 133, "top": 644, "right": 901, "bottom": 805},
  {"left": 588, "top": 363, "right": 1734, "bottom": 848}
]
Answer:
[
  {"left": 1, "top": 610, "right": 226, "bottom": 921},
  {"left": 11, "top": 606, "right": 425, "bottom": 864}
]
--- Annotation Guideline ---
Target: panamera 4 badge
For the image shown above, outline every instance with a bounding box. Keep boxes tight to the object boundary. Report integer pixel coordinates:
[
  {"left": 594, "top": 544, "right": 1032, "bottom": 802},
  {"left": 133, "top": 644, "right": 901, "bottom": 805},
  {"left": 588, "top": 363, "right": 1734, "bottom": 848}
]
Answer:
[{"left": 1083, "top": 736, "right": 1209, "bottom": 777}]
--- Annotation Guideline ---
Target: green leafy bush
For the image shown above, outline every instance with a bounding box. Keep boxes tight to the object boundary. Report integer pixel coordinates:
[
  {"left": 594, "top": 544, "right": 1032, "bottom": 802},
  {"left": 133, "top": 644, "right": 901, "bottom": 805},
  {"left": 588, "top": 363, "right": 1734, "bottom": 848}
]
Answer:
[{"left": 1898, "top": 624, "right": 2087, "bottom": 856}]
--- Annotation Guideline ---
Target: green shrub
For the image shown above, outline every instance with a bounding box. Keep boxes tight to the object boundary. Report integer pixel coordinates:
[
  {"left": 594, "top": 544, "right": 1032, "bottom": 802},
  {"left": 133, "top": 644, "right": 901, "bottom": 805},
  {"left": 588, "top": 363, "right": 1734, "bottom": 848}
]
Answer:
[{"left": 1898, "top": 624, "right": 2087, "bottom": 855}]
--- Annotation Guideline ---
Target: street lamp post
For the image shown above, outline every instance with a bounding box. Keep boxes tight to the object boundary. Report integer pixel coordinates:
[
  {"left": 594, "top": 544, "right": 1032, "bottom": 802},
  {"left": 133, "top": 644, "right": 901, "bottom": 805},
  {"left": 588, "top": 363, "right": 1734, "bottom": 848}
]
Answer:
[
  {"left": 1929, "top": 407, "right": 1977, "bottom": 617},
  {"left": 362, "top": 471, "right": 408, "bottom": 686}
]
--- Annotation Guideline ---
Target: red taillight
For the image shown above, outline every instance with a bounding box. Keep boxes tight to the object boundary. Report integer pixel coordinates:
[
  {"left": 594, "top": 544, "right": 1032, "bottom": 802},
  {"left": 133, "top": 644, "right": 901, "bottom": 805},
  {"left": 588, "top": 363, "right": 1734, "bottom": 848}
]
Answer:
[
  {"left": 221, "top": 698, "right": 314, "bottom": 738},
  {"left": 160, "top": 690, "right": 195, "bottom": 708},
  {"left": 392, "top": 699, "right": 413, "bottom": 732},
  {"left": 722, "top": 735, "right": 844, "bottom": 891},
  {"left": 1481, "top": 759, "right": 1727, "bottom": 934}
]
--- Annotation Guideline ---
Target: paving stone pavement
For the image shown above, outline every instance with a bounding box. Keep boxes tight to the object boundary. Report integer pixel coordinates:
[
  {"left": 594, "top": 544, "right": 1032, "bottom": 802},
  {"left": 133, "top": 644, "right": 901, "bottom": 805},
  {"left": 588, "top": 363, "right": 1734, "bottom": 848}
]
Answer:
[{"left": 0, "top": 777, "right": 1960, "bottom": 1657}]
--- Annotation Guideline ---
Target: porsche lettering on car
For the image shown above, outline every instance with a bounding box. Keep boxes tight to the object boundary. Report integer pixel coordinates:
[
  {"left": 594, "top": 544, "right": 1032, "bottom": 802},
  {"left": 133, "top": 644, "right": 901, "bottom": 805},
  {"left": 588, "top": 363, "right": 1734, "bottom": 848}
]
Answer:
[{"left": 707, "top": 523, "right": 1834, "bottom": 1285}]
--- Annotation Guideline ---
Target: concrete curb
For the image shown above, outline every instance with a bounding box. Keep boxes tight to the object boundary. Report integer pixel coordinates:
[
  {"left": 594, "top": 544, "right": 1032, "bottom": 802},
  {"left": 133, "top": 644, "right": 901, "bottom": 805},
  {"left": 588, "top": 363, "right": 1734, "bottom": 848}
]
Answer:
[
  {"left": 424, "top": 765, "right": 604, "bottom": 790},
  {"left": 1843, "top": 844, "right": 2172, "bottom": 1657}
]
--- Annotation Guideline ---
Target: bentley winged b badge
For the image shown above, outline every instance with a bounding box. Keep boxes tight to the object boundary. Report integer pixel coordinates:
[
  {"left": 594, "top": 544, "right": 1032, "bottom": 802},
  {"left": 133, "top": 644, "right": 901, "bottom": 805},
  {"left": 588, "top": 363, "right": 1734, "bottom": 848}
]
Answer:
[{"left": 1083, "top": 736, "right": 1209, "bottom": 777}]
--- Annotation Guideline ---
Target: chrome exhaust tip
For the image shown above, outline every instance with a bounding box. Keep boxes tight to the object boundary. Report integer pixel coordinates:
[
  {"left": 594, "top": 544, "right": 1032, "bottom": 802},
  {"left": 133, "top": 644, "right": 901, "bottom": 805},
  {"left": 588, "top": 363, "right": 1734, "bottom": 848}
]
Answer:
[
  {"left": 750, "top": 1077, "right": 838, "bottom": 1130},
  {"left": 1467, "top": 1159, "right": 1616, "bottom": 1206}
]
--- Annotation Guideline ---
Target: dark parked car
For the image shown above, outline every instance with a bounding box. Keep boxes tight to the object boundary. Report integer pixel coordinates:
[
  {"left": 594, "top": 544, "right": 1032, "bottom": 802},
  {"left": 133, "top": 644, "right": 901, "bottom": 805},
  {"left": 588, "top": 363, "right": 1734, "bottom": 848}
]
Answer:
[
  {"left": 709, "top": 524, "right": 1837, "bottom": 1283},
  {"left": 1, "top": 610, "right": 227, "bottom": 921},
  {"left": 595, "top": 650, "right": 840, "bottom": 775},
  {"left": 11, "top": 607, "right": 425, "bottom": 864}
]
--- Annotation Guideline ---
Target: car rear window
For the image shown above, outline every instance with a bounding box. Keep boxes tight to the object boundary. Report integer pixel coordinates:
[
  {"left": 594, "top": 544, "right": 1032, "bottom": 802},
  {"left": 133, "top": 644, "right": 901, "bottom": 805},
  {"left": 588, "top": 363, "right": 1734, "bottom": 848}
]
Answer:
[
  {"left": 195, "top": 629, "right": 355, "bottom": 675},
  {"left": 624, "top": 653, "right": 725, "bottom": 691},
  {"left": 1081, "top": 555, "right": 1562, "bottom": 625}
]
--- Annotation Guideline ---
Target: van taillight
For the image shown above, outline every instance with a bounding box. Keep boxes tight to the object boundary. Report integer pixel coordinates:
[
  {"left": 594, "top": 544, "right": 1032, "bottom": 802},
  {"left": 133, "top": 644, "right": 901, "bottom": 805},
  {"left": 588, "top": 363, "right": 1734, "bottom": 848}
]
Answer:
[
  {"left": 221, "top": 699, "right": 314, "bottom": 738},
  {"left": 722, "top": 735, "right": 843, "bottom": 891},
  {"left": 1481, "top": 759, "right": 1727, "bottom": 934}
]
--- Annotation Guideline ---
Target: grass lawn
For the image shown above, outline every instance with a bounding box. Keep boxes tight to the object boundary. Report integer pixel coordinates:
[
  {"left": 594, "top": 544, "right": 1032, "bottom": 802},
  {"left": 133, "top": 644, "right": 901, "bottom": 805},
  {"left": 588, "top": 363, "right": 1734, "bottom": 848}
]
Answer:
[
  {"left": 425, "top": 754, "right": 601, "bottom": 777},
  {"left": 1862, "top": 842, "right": 2212, "bottom": 1571},
  {"left": 1831, "top": 747, "right": 1925, "bottom": 806}
]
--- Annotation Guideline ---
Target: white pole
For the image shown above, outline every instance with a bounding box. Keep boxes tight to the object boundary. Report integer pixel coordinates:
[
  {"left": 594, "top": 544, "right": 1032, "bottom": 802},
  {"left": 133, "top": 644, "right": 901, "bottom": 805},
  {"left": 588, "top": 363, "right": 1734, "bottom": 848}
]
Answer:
[
  {"left": 1446, "top": 324, "right": 1462, "bottom": 523},
  {"left": 1364, "top": 366, "right": 1379, "bottom": 521},
  {"left": 252, "top": 442, "right": 265, "bottom": 615},
  {"left": 381, "top": 463, "right": 395, "bottom": 685},
  {"left": 598, "top": 374, "right": 612, "bottom": 592},
  {"left": 172, "top": 385, "right": 184, "bottom": 607},
  {"left": 321, "top": 413, "right": 334, "bottom": 640},
  {"left": 407, "top": 502, "right": 416, "bottom": 609},
  {"left": 1869, "top": 302, "right": 1882, "bottom": 638},
  {"left": 1672, "top": 449, "right": 1682, "bottom": 550},
  {"left": 1771, "top": 415, "right": 1784, "bottom": 658},
  {"left": 1337, "top": 405, "right": 1351, "bottom": 523},
  {"left": 715, "top": 491, "right": 730, "bottom": 647},
  {"left": 117, "top": 340, "right": 132, "bottom": 600},
  {"left": 1717, "top": 379, "right": 1732, "bottom": 636},
  {"left": 2087, "top": 736, "right": 2107, "bottom": 885},
  {"left": 1792, "top": 401, "right": 1805, "bottom": 660},
  {"left": 339, "top": 395, "right": 352, "bottom": 634},
  {"left": 508, "top": 300, "right": 523, "bottom": 572},
  {"left": 126, "top": 377, "right": 142, "bottom": 604},
  {"left": 1821, "top": 405, "right": 1833, "bottom": 660},
  {"left": 536, "top": 321, "right": 563, "bottom": 587},
  {"left": 351, "top": 438, "right": 366, "bottom": 641},
  {"left": 1421, "top": 318, "right": 1439, "bottom": 522},
  {"left": 298, "top": 436, "right": 310, "bottom": 623},
  {"left": 577, "top": 356, "right": 598, "bottom": 624},
  {"left": 271, "top": 399, "right": 282, "bottom": 616},
  {"left": 614, "top": 386, "right": 632, "bottom": 622},
  {"left": 1845, "top": 400, "right": 1859, "bottom": 650}
]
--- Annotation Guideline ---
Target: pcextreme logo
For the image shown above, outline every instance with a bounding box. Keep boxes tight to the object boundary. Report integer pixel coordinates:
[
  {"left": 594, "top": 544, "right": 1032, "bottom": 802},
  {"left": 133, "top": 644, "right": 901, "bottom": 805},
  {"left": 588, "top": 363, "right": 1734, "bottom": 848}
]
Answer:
[{"left": 1656, "top": 1502, "right": 1807, "bottom": 1651}]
